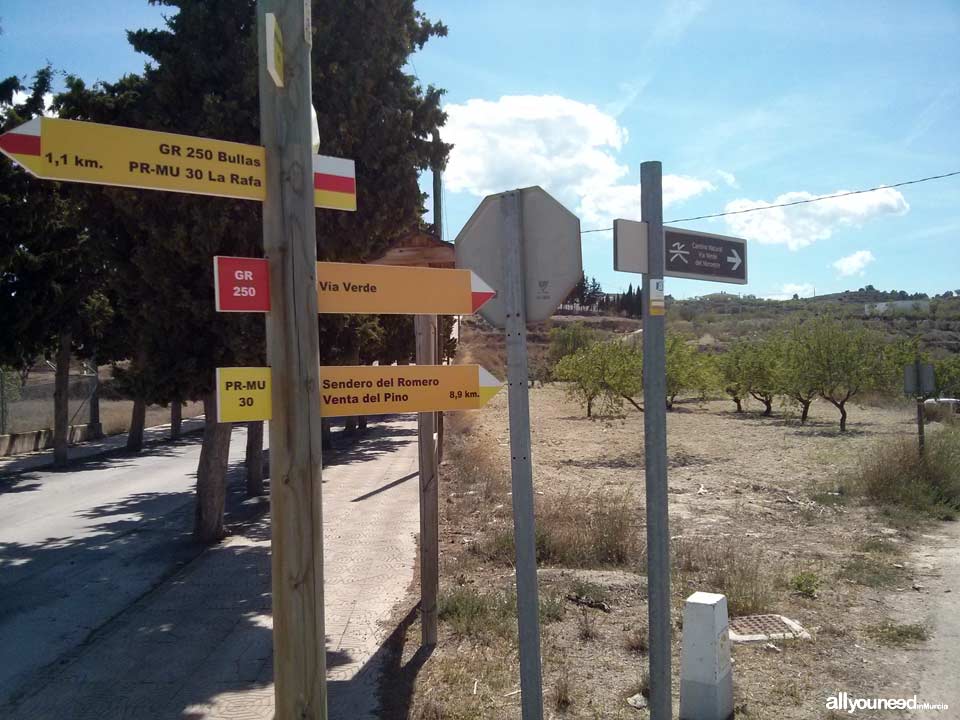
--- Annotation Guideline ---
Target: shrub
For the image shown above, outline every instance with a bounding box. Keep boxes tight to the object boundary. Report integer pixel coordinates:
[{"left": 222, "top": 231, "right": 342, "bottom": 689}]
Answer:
[{"left": 851, "top": 426, "right": 960, "bottom": 518}]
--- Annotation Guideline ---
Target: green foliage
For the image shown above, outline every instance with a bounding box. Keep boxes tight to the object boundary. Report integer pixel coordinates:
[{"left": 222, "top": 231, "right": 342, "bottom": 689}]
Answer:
[
  {"left": 792, "top": 317, "right": 886, "bottom": 430},
  {"left": 935, "top": 354, "right": 960, "bottom": 397},
  {"left": 716, "top": 342, "right": 751, "bottom": 411},
  {"left": 0, "top": 68, "right": 110, "bottom": 372},
  {"left": 778, "top": 326, "right": 819, "bottom": 421},
  {"left": 790, "top": 571, "right": 821, "bottom": 598},
  {"left": 554, "top": 340, "right": 642, "bottom": 417},
  {"left": 548, "top": 322, "right": 598, "bottom": 364},
  {"left": 665, "top": 334, "right": 716, "bottom": 407}
]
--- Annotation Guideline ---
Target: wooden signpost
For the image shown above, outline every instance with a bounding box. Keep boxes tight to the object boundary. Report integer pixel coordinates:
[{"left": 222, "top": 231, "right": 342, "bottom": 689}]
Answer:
[
  {"left": 0, "top": 116, "right": 356, "bottom": 210},
  {"left": 215, "top": 364, "right": 501, "bottom": 422}
]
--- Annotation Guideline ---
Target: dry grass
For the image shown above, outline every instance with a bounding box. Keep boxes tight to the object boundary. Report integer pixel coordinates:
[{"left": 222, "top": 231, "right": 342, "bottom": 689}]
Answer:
[
  {"left": 850, "top": 425, "right": 960, "bottom": 519},
  {"left": 867, "top": 620, "right": 930, "bottom": 646},
  {"left": 624, "top": 626, "right": 648, "bottom": 655},
  {"left": 552, "top": 670, "right": 573, "bottom": 712},
  {"left": 673, "top": 536, "right": 779, "bottom": 616},
  {"left": 474, "top": 491, "right": 642, "bottom": 569}
]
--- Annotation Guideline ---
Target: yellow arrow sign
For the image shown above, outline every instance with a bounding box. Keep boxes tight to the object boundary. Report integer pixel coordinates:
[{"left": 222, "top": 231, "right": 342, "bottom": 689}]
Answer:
[
  {"left": 216, "top": 365, "right": 502, "bottom": 421},
  {"left": 0, "top": 117, "right": 356, "bottom": 210},
  {"left": 317, "top": 262, "right": 496, "bottom": 315}
]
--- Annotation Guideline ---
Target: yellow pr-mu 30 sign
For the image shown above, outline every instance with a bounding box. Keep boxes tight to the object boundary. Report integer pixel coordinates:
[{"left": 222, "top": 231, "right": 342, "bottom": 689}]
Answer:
[
  {"left": 215, "top": 365, "right": 502, "bottom": 422},
  {"left": 216, "top": 367, "right": 273, "bottom": 423}
]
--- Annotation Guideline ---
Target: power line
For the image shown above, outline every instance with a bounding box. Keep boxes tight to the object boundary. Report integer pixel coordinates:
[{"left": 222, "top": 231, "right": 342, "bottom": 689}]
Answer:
[{"left": 579, "top": 169, "right": 960, "bottom": 234}]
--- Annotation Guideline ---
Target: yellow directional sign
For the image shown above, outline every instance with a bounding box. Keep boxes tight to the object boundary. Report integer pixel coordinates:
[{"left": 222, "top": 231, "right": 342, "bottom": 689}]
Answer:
[
  {"left": 216, "top": 367, "right": 272, "bottom": 423},
  {"left": 317, "top": 262, "right": 496, "bottom": 315},
  {"left": 215, "top": 365, "right": 502, "bottom": 421},
  {"left": 320, "top": 364, "right": 502, "bottom": 418},
  {"left": 0, "top": 117, "right": 356, "bottom": 210}
]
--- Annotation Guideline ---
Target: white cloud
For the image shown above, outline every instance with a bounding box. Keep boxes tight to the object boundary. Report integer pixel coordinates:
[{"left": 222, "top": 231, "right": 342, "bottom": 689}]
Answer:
[
  {"left": 722, "top": 187, "right": 908, "bottom": 251},
  {"left": 443, "top": 94, "right": 715, "bottom": 227},
  {"left": 764, "top": 282, "right": 815, "bottom": 301},
  {"left": 716, "top": 170, "right": 738, "bottom": 188},
  {"left": 9, "top": 90, "right": 55, "bottom": 116},
  {"left": 832, "top": 250, "right": 876, "bottom": 277}
]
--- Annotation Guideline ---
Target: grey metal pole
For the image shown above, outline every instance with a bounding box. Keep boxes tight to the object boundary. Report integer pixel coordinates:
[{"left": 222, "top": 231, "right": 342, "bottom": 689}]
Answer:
[
  {"left": 915, "top": 357, "right": 925, "bottom": 456},
  {"left": 258, "top": 2, "right": 328, "bottom": 718},
  {"left": 415, "top": 314, "right": 439, "bottom": 646},
  {"left": 501, "top": 190, "right": 544, "bottom": 720},
  {"left": 641, "top": 161, "right": 672, "bottom": 720}
]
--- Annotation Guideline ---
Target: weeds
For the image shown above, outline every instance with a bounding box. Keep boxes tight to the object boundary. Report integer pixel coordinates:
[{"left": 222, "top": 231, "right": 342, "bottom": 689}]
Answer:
[
  {"left": 577, "top": 609, "right": 600, "bottom": 641},
  {"left": 673, "top": 537, "right": 777, "bottom": 615},
  {"left": 438, "top": 587, "right": 565, "bottom": 643},
  {"left": 858, "top": 537, "right": 901, "bottom": 555},
  {"left": 867, "top": 620, "right": 930, "bottom": 646},
  {"left": 570, "top": 579, "right": 608, "bottom": 603},
  {"left": 838, "top": 556, "right": 905, "bottom": 588},
  {"left": 624, "top": 626, "right": 648, "bottom": 655},
  {"left": 850, "top": 426, "right": 960, "bottom": 518},
  {"left": 789, "top": 571, "right": 821, "bottom": 598},
  {"left": 475, "top": 491, "right": 641, "bottom": 569},
  {"left": 552, "top": 671, "right": 573, "bottom": 712}
]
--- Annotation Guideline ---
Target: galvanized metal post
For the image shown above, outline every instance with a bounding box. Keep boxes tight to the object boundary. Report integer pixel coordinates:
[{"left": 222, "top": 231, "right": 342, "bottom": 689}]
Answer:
[
  {"left": 501, "top": 190, "right": 544, "bottom": 720},
  {"left": 415, "top": 314, "right": 439, "bottom": 645},
  {"left": 915, "top": 356, "right": 925, "bottom": 456},
  {"left": 641, "top": 161, "right": 672, "bottom": 720}
]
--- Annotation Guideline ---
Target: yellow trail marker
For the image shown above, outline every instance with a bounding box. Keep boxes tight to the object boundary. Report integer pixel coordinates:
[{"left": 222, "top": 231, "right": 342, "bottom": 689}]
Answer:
[
  {"left": 265, "top": 13, "right": 284, "bottom": 87},
  {"left": 216, "top": 367, "right": 273, "bottom": 423},
  {"left": 215, "top": 365, "right": 502, "bottom": 421},
  {"left": 0, "top": 117, "right": 356, "bottom": 210},
  {"left": 317, "top": 262, "right": 496, "bottom": 315}
]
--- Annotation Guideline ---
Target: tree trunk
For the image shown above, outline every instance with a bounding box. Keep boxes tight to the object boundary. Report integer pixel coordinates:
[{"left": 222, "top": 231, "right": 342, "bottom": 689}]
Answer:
[
  {"left": 127, "top": 397, "right": 147, "bottom": 450},
  {"left": 358, "top": 415, "right": 367, "bottom": 432},
  {"left": 839, "top": 402, "right": 847, "bottom": 433},
  {"left": 587, "top": 397, "right": 592, "bottom": 418},
  {"left": 194, "top": 393, "right": 232, "bottom": 543},
  {"left": 321, "top": 418, "right": 332, "bottom": 450},
  {"left": 245, "top": 420, "right": 265, "bottom": 497},
  {"left": 88, "top": 351, "right": 103, "bottom": 439},
  {"left": 763, "top": 398, "right": 773, "bottom": 416},
  {"left": 53, "top": 329, "right": 72, "bottom": 467},
  {"left": 800, "top": 400, "right": 811, "bottom": 424},
  {"left": 345, "top": 416, "right": 357, "bottom": 434},
  {"left": 734, "top": 397, "right": 743, "bottom": 413},
  {"left": 170, "top": 398, "right": 182, "bottom": 439}
]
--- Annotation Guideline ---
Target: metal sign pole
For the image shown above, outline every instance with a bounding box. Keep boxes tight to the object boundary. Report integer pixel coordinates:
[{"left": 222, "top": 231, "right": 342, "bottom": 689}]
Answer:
[
  {"left": 501, "top": 190, "right": 545, "bottom": 720},
  {"left": 915, "top": 356, "right": 926, "bottom": 456},
  {"left": 640, "top": 161, "right": 672, "bottom": 720}
]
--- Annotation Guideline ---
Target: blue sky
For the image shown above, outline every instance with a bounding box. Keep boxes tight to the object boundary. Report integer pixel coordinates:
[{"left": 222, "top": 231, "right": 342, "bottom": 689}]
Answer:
[{"left": 2, "top": 1, "right": 958, "bottom": 299}]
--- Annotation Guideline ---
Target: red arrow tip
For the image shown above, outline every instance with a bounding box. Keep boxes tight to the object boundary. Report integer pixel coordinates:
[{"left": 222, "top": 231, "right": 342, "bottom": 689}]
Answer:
[{"left": 472, "top": 291, "right": 496, "bottom": 312}]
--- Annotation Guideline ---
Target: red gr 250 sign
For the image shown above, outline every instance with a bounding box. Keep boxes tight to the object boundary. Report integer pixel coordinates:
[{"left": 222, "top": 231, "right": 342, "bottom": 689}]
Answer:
[{"left": 214, "top": 256, "right": 270, "bottom": 312}]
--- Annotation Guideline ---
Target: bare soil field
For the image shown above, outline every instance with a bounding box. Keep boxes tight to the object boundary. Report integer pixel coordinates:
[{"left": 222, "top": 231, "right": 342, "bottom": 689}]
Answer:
[{"left": 385, "top": 380, "right": 949, "bottom": 719}]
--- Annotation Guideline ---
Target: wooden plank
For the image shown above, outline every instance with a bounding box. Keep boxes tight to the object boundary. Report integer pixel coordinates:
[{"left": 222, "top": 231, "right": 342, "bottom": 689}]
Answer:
[
  {"left": 415, "top": 314, "right": 439, "bottom": 646},
  {"left": 258, "top": 2, "right": 328, "bottom": 718}
]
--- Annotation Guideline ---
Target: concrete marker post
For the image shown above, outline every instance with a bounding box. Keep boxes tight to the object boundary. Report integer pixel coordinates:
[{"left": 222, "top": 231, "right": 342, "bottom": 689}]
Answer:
[
  {"left": 501, "top": 190, "right": 545, "bottom": 720},
  {"left": 641, "top": 160, "right": 673, "bottom": 720},
  {"left": 680, "top": 592, "right": 734, "bottom": 720}
]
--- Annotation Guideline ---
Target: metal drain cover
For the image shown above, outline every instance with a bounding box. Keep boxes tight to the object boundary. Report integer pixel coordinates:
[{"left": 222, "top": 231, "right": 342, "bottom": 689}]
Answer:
[{"left": 729, "top": 614, "right": 810, "bottom": 643}]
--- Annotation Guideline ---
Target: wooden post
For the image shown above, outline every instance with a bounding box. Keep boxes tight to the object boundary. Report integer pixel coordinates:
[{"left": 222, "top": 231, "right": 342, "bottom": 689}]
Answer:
[
  {"left": 431, "top": 130, "right": 445, "bottom": 466},
  {"left": 258, "top": 2, "right": 328, "bottom": 718},
  {"left": 415, "top": 314, "right": 439, "bottom": 646}
]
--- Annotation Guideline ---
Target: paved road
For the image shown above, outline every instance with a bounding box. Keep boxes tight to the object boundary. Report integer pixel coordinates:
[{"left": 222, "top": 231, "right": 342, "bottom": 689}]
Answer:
[
  {"left": 0, "top": 417, "right": 421, "bottom": 719},
  {"left": 0, "top": 426, "right": 251, "bottom": 706}
]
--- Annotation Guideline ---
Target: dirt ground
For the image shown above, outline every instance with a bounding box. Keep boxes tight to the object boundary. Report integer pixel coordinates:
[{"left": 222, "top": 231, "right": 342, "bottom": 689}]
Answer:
[{"left": 384, "top": 372, "right": 956, "bottom": 719}]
